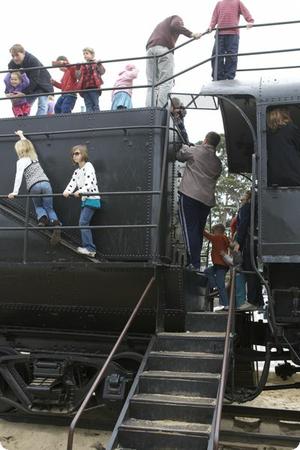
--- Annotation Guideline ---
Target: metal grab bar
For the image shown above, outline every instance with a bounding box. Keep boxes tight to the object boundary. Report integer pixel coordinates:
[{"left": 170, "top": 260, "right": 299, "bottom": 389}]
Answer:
[
  {"left": 66, "top": 275, "right": 156, "bottom": 450},
  {"left": 208, "top": 266, "right": 237, "bottom": 450}
]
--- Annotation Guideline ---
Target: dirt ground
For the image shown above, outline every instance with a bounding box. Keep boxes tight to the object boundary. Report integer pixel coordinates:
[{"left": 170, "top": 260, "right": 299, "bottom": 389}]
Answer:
[
  {"left": 0, "top": 373, "right": 299, "bottom": 449},
  {"left": 0, "top": 422, "right": 110, "bottom": 450},
  {"left": 1, "top": 377, "right": 299, "bottom": 450}
]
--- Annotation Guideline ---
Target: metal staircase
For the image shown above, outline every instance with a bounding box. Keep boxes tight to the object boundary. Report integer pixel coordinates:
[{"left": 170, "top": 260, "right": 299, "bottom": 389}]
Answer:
[{"left": 107, "top": 273, "right": 228, "bottom": 450}]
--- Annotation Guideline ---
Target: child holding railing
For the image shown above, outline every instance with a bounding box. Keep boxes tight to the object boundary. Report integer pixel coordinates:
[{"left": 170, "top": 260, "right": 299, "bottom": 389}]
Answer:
[
  {"left": 4, "top": 71, "right": 30, "bottom": 117},
  {"left": 63, "top": 145, "right": 100, "bottom": 258},
  {"left": 8, "top": 130, "right": 61, "bottom": 244},
  {"left": 77, "top": 47, "right": 105, "bottom": 113}
]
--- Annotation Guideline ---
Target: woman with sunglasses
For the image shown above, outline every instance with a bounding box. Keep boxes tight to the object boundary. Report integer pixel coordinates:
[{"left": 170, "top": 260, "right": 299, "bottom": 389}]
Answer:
[{"left": 63, "top": 145, "right": 100, "bottom": 258}]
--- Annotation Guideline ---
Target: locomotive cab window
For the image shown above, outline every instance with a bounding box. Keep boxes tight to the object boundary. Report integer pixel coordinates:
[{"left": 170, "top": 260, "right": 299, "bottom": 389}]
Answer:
[{"left": 266, "top": 104, "right": 300, "bottom": 187}]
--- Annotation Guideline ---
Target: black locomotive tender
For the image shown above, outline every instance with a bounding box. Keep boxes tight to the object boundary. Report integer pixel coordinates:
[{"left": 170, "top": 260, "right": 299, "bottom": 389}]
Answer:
[{"left": 0, "top": 77, "right": 299, "bottom": 443}]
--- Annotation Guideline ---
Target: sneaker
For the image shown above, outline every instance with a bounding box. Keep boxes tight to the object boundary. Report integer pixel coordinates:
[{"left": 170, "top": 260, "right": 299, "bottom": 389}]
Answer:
[
  {"left": 237, "top": 301, "right": 257, "bottom": 311},
  {"left": 214, "top": 305, "right": 225, "bottom": 312},
  {"left": 77, "top": 247, "right": 96, "bottom": 258},
  {"left": 38, "top": 215, "right": 49, "bottom": 227}
]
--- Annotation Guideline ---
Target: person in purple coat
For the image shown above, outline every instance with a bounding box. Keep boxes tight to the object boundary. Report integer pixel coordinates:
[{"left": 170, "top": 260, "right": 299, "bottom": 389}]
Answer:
[{"left": 4, "top": 71, "right": 30, "bottom": 117}]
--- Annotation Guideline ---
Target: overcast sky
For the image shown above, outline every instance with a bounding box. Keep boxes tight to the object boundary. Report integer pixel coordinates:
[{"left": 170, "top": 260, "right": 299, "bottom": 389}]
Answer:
[{"left": 1, "top": 0, "right": 300, "bottom": 142}]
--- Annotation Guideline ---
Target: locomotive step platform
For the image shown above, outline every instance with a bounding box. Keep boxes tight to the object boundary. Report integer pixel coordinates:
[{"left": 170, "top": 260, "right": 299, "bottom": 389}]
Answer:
[{"left": 107, "top": 311, "right": 228, "bottom": 450}]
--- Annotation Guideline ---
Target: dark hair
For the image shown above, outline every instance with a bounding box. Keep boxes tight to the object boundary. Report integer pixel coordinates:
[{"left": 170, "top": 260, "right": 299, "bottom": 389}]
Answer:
[
  {"left": 212, "top": 223, "right": 225, "bottom": 234},
  {"left": 205, "top": 131, "right": 221, "bottom": 148}
]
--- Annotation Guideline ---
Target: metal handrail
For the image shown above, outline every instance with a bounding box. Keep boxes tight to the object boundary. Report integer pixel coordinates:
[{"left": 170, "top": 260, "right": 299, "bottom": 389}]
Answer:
[
  {"left": 2, "top": 20, "right": 299, "bottom": 108},
  {"left": 208, "top": 266, "right": 237, "bottom": 450},
  {"left": 66, "top": 275, "right": 156, "bottom": 450},
  {"left": 0, "top": 191, "right": 161, "bottom": 262}
]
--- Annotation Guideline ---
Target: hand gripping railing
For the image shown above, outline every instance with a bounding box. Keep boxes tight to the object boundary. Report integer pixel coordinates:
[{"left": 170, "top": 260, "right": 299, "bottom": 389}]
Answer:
[
  {"left": 208, "top": 266, "right": 236, "bottom": 450},
  {"left": 66, "top": 275, "right": 156, "bottom": 450}
]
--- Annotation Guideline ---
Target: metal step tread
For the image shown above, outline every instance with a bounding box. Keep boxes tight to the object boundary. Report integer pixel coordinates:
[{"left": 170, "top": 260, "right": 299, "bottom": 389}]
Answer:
[
  {"left": 141, "top": 370, "right": 220, "bottom": 380},
  {"left": 121, "top": 418, "right": 211, "bottom": 435},
  {"left": 150, "top": 350, "right": 223, "bottom": 359},
  {"left": 132, "top": 393, "right": 216, "bottom": 406},
  {"left": 157, "top": 331, "right": 225, "bottom": 338}
]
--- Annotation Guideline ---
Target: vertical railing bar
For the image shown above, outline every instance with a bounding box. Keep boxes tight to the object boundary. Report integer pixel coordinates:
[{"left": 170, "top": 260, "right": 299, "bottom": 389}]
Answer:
[
  {"left": 22, "top": 196, "right": 30, "bottom": 264},
  {"left": 213, "top": 28, "right": 219, "bottom": 81},
  {"left": 66, "top": 275, "right": 156, "bottom": 450}
]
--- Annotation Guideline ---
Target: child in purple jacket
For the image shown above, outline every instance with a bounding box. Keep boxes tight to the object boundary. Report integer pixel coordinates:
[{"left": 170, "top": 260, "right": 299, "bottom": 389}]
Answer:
[{"left": 4, "top": 71, "right": 31, "bottom": 116}]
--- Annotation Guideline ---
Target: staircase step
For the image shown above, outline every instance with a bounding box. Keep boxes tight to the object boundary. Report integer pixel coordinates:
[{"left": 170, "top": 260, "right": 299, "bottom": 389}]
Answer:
[
  {"left": 154, "top": 332, "right": 225, "bottom": 353},
  {"left": 148, "top": 351, "right": 223, "bottom": 373},
  {"left": 130, "top": 393, "right": 215, "bottom": 423},
  {"left": 185, "top": 311, "right": 228, "bottom": 332},
  {"left": 142, "top": 370, "right": 220, "bottom": 380},
  {"left": 118, "top": 419, "right": 210, "bottom": 450},
  {"left": 139, "top": 372, "right": 218, "bottom": 397}
]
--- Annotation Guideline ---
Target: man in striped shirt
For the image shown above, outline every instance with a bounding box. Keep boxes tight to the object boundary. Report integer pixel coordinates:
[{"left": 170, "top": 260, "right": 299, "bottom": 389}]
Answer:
[{"left": 208, "top": 0, "right": 254, "bottom": 80}]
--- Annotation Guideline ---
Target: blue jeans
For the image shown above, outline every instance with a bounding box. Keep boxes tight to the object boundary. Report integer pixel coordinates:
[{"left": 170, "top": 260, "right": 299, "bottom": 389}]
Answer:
[
  {"left": 204, "top": 265, "right": 229, "bottom": 306},
  {"left": 28, "top": 95, "right": 49, "bottom": 115},
  {"left": 178, "top": 193, "right": 210, "bottom": 269},
  {"left": 212, "top": 34, "right": 240, "bottom": 80},
  {"left": 83, "top": 90, "right": 100, "bottom": 112},
  {"left": 79, "top": 206, "right": 96, "bottom": 251},
  {"left": 54, "top": 94, "right": 77, "bottom": 114},
  {"left": 30, "top": 181, "right": 59, "bottom": 222}
]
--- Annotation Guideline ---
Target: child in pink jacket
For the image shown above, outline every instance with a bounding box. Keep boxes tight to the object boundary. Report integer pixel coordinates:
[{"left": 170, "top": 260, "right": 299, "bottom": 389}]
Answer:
[{"left": 111, "top": 64, "right": 138, "bottom": 110}]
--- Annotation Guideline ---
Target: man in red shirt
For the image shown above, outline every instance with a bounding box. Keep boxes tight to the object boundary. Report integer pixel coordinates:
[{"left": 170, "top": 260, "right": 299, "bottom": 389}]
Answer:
[
  {"left": 208, "top": 0, "right": 254, "bottom": 80},
  {"left": 204, "top": 224, "right": 230, "bottom": 310}
]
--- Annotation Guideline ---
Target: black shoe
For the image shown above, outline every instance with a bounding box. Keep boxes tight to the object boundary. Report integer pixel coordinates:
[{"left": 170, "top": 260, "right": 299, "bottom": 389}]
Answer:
[
  {"left": 38, "top": 215, "right": 49, "bottom": 227},
  {"left": 186, "top": 264, "right": 200, "bottom": 271}
]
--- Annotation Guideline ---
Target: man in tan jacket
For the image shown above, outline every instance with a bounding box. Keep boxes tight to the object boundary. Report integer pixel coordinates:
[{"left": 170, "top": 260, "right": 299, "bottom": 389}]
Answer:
[{"left": 176, "top": 131, "right": 222, "bottom": 270}]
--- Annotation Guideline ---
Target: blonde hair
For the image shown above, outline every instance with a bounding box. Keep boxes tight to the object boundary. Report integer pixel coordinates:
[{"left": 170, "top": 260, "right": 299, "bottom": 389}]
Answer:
[
  {"left": 71, "top": 144, "right": 89, "bottom": 163},
  {"left": 267, "top": 108, "right": 292, "bottom": 131},
  {"left": 15, "top": 139, "right": 38, "bottom": 160},
  {"left": 82, "top": 47, "right": 95, "bottom": 57}
]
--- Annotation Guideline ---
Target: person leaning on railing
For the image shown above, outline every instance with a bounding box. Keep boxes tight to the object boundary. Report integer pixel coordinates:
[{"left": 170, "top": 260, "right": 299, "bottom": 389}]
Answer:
[
  {"left": 145, "top": 15, "right": 201, "bottom": 108},
  {"left": 207, "top": 0, "right": 254, "bottom": 81},
  {"left": 8, "top": 44, "right": 54, "bottom": 115}
]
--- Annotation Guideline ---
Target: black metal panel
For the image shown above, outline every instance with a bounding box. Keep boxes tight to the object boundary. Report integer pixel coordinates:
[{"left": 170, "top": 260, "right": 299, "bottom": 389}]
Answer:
[
  {"left": 260, "top": 189, "right": 300, "bottom": 260},
  {"left": 0, "top": 263, "right": 184, "bottom": 334},
  {"left": 0, "top": 108, "right": 167, "bottom": 261},
  {"left": 220, "top": 96, "right": 256, "bottom": 173}
]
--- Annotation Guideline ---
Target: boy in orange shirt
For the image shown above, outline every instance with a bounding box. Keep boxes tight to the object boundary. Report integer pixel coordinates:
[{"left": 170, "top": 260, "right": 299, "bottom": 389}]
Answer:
[{"left": 204, "top": 224, "right": 230, "bottom": 310}]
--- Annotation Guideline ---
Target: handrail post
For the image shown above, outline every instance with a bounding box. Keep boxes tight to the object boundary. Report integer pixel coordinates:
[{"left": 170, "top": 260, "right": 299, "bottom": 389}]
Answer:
[
  {"left": 151, "top": 55, "right": 157, "bottom": 107},
  {"left": 22, "top": 196, "right": 30, "bottom": 264},
  {"left": 208, "top": 267, "right": 236, "bottom": 450},
  {"left": 213, "top": 28, "right": 219, "bottom": 81},
  {"left": 66, "top": 275, "right": 155, "bottom": 450}
]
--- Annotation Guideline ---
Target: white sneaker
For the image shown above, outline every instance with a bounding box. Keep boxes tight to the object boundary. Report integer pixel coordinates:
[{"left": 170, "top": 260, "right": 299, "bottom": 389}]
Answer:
[
  {"left": 77, "top": 247, "right": 96, "bottom": 258},
  {"left": 238, "top": 301, "right": 257, "bottom": 311},
  {"left": 214, "top": 305, "right": 225, "bottom": 312}
]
